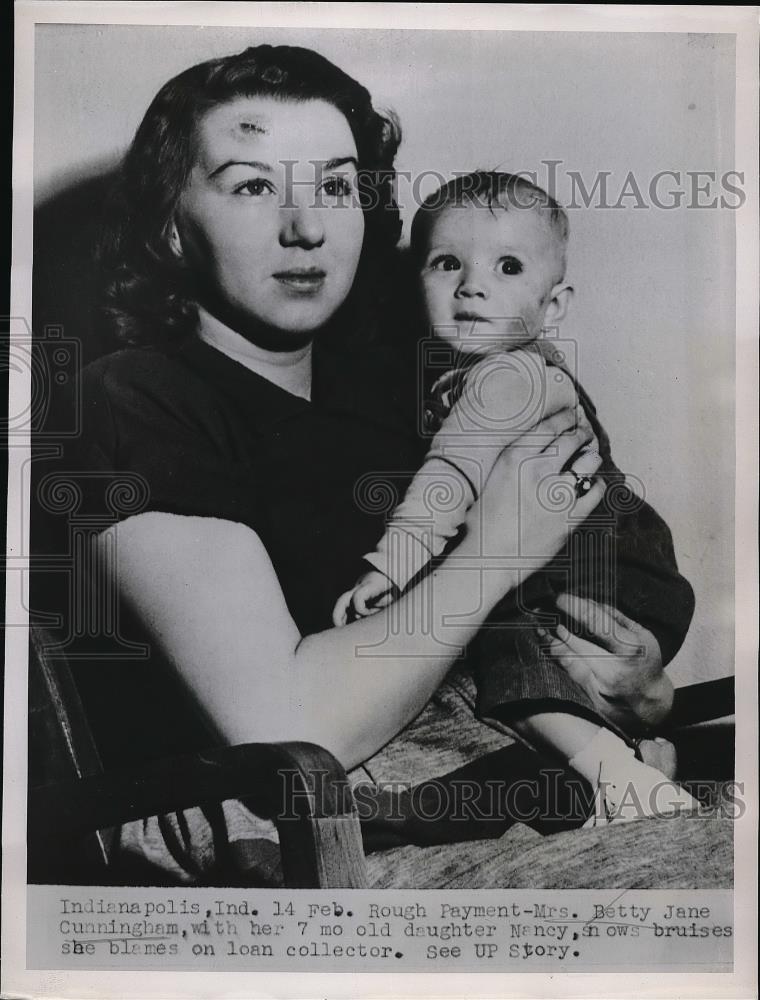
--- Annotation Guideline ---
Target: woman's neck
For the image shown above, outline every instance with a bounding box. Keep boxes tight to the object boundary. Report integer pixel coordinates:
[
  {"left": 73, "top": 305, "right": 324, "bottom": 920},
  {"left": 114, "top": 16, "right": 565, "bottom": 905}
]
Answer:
[{"left": 196, "top": 307, "right": 313, "bottom": 401}]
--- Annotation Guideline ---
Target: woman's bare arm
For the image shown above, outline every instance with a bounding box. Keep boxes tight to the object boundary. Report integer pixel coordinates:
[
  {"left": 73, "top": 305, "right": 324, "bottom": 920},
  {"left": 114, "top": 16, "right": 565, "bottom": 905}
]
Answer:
[
  {"left": 99, "top": 416, "right": 602, "bottom": 770},
  {"left": 102, "top": 512, "right": 511, "bottom": 768}
]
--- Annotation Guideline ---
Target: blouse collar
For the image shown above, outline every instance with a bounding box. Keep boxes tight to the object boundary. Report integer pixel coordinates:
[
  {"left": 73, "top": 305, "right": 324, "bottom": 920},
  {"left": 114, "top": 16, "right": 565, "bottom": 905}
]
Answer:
[{"left": 174, "top": 333, "right": 402, "bottom": 433}]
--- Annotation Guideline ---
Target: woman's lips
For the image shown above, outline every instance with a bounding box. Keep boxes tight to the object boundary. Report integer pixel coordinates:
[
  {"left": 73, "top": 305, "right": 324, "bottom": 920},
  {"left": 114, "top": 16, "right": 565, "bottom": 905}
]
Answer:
[
  {"left": 454, "top": 311, "right": 490, "bottom": 323},
  {"left": 273, "top": 268, "right": 326, "bottom": 292}
]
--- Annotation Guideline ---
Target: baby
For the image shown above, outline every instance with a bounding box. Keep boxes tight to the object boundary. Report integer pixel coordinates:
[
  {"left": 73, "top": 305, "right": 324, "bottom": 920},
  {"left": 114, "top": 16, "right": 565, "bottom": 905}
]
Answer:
[{"left": 334, "top": 171, "right": 697, "bottom": 824}]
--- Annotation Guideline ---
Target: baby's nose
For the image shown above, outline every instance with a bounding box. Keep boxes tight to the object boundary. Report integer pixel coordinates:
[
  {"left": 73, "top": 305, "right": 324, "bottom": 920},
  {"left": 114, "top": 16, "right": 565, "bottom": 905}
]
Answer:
[{"left": 454, "top": 266, "right": 488, "bottom": 299}]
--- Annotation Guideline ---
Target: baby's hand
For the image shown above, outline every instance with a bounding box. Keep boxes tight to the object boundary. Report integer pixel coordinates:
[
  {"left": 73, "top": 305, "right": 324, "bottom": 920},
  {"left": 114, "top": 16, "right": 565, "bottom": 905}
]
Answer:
[{"left": 332, "top": 570, "right": 397, "bottom": 627}]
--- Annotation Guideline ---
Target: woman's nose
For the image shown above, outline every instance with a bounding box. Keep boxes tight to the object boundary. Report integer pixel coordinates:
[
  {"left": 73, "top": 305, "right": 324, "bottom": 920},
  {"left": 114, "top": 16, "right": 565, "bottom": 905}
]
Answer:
[
  {"left": 454, "top": 266, "right": 488, "bottom": 299},
  {"left": 279, "top": 203, "right": 325, "bottom": 249}
]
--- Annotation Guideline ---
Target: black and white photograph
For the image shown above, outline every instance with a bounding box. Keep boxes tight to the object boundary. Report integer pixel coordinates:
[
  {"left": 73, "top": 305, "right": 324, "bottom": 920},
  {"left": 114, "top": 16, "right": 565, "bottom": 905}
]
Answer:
[{"left": 3, "top": 3, "right": 757, "bottom": 996}]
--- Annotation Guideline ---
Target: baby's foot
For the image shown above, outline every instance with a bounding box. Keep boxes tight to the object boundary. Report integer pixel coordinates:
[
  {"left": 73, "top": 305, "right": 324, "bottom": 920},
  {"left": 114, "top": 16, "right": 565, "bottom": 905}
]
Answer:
[
  {"left": 583, "top": 755, "right": 698, "bottom": 827},
  {"left": 569, "top": 727, "right": 697, "bottom": 827}
]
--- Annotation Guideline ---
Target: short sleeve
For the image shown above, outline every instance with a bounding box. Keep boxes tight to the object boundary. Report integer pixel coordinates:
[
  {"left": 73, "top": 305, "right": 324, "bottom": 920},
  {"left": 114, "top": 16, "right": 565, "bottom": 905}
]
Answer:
[{"left": 55, "top": 350, "right": 268, "bottom": 536}]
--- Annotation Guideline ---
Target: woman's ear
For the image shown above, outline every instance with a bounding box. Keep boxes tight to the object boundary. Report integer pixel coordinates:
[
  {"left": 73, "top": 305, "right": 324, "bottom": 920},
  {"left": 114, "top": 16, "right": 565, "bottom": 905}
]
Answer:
[
  {"left": 168, "top": 221, "right": 184, "bottom": 259},
  {"left": 544, "top": 282, "right": 574, "bottom": 326}
]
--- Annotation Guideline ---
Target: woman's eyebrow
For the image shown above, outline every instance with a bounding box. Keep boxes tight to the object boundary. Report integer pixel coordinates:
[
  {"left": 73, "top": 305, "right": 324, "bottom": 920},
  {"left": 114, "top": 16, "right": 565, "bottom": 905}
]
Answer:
[
  {"left": 320, "top": 156, "right": 359, "bottom": 171},
  {"left": 208, "top": 159, "right": 272, "bottom": 179},
  {"left": 208, "top": 156, "right": 357, "bottom": 180}
]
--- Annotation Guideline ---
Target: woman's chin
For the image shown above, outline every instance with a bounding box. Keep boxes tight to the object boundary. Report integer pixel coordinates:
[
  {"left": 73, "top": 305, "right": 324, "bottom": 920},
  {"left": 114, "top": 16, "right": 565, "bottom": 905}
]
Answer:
[{"left": 201, "top": 301, "right": 327, "bottom": 352}]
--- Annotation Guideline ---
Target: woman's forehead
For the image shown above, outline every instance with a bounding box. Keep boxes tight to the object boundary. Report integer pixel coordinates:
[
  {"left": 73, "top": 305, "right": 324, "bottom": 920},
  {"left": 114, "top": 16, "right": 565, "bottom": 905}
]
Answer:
[{"left": 193, "top": 96, "right": 357, "bottom": 168}]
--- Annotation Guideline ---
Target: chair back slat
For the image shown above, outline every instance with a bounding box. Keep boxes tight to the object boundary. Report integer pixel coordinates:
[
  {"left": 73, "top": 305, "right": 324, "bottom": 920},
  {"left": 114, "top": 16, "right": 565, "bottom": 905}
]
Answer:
[
  {"left": 28, "top": 626, "right": 112, "bottom": 876},
  {"left": 29, "top": 627, "right": 104, "bottom": 784}
]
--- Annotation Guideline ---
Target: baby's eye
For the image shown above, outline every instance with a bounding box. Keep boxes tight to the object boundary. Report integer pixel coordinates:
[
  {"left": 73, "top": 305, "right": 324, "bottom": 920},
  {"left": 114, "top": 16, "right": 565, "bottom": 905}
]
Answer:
[
  {"left": 320, "top": 176, "right": 354, "bottom": 198},
  {"left": 234, "top": 177, "right": 276, "bottom": 197},
  {"left": 429, "top": 254, "right": 461, "bottom": 272},
  {"left": 499, "top": 256, "right": 523, "bottom": 275}
]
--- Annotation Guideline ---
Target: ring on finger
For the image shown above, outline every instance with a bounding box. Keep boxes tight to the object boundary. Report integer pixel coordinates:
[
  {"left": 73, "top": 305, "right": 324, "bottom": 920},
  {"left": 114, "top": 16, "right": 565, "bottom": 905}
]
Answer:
[{"left": 569, "top": 468, "right": 595, "bottom": 498}]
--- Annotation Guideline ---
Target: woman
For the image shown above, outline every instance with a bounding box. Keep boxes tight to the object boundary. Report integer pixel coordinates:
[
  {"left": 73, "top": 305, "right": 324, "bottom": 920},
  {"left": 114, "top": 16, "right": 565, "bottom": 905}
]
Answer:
[{"left": 48, "top": 45, "right": 727, "bottom": 886}]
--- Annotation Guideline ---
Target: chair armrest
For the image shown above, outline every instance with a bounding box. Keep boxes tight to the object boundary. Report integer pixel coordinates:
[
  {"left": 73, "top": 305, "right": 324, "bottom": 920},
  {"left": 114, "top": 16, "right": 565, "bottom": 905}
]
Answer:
[
  {"left": 667, "top": 676, "right": 734, "bottom": 729},
  {"left": 29, "top": 741, "right": 367, "bottom": 888}
]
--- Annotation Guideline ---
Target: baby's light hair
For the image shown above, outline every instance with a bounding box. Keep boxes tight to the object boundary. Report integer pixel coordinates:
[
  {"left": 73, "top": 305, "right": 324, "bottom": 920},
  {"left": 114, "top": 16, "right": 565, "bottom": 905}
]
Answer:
[{"left": 410, "top": 170, "right": 569, "bottom": 282}]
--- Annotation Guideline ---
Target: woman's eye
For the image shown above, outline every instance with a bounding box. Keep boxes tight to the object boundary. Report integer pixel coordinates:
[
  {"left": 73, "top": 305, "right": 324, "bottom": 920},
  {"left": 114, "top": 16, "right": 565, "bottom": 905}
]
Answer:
[
  {"left": 320, "top": 176, "right": 353, "bottom": 198},
  {"left": 234, "top": 178, "right": 275, "bottom": 197},
  {"left": 499, "top": 256, "right": 523, "bottom": 275},
  {"left": 429, "top": 255, "right": 461, "bottom": 272}
]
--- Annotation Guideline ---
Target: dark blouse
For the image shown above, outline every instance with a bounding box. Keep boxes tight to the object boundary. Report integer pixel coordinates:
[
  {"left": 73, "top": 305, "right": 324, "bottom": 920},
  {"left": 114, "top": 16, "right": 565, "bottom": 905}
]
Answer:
[
  {"left": 79, "top": 336, "right": 422, "bottom": 631},
  {"left": 32, "top": 335, "right": 424, "bottom": 764}
]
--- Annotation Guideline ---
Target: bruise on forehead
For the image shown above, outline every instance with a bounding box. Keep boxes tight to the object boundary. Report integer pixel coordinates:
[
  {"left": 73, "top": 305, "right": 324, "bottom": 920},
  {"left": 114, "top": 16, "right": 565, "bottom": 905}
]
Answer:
[
  {"left": 235, "top": 119, "right": 269, "bottom": 137},
  {"left": 190, "top": 104, "right": 273, "bottom": 172},
  {"left": 209, "top": 101, "right": 272, "bottom": 140}
]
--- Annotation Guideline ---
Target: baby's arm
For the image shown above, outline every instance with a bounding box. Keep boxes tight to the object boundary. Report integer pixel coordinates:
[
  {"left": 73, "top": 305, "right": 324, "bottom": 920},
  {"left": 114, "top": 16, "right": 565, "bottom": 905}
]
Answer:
[
  {"left": 361, "top": 456, "right": 476, "bottom": 587},
  {"left": 363, "top": 349, "right": 580, "bottom": 591}
]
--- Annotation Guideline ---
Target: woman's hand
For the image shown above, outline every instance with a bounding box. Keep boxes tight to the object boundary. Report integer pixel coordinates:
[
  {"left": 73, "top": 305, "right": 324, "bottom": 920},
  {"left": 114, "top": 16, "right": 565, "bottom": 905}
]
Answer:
[
  {"left": 463, "top": 406, "right": 604, "bottom": 566},
  {"left": 538, "top": 593, "right": 674, "bottom": 731}
]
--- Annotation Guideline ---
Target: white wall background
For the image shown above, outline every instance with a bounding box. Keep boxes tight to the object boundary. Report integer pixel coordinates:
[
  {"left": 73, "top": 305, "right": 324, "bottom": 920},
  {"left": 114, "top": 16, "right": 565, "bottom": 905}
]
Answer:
[{"left": 33, "top": 24, "right": 736, "bottom": 685}]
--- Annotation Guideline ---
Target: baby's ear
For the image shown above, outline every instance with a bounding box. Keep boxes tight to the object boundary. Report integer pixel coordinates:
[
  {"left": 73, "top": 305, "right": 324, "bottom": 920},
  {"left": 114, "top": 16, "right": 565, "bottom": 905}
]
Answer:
[{"left": 545, "top": 282, "right": 574, "bottom": 325}]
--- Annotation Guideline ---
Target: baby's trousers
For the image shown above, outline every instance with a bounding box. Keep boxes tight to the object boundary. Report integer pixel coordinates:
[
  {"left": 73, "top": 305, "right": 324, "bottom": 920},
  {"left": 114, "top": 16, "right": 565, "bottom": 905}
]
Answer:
[
  {"left": 473, "top": 608, "right": 607, "bottom": 729},
  {"left": 471, "top": 471, "right": 696, "bottom": 736}
]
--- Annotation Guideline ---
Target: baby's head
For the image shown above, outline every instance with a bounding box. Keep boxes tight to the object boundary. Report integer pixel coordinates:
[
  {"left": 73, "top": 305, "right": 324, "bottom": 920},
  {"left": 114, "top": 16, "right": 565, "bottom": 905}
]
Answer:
[{"left": 410, "top": 171, "right": 572, "bottom": 354}]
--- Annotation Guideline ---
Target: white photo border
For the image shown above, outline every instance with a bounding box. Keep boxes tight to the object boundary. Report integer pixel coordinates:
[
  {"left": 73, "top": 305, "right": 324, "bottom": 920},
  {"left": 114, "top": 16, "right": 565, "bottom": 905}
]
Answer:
[{"left": 4, "top": 3, "right": 758, "bottom": 998}]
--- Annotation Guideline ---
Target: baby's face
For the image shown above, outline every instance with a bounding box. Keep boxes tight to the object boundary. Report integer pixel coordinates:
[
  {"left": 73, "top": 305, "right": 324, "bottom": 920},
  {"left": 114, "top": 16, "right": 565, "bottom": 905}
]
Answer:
[{"left": 419, "top": 202, "right": 565, "bottom": 353}]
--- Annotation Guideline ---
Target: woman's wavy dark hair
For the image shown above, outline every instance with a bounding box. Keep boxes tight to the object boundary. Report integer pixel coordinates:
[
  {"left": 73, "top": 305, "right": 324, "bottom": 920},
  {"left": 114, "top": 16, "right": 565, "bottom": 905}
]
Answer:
[{"left": 100, "top": 45, "right": 402, "bottom": 349}]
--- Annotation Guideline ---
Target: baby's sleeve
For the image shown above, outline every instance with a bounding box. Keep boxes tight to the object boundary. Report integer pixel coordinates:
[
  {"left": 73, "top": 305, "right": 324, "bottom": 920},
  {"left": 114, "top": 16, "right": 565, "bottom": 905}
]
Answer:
[
  {"left": 362, "top": 351, "right": 549, "bottom": 591},
  {"left": 426, "top": 350, "right": 554, "bottom": 492},
  {"left": 362, "top": 455, "right": 476, "bottom": 589}
]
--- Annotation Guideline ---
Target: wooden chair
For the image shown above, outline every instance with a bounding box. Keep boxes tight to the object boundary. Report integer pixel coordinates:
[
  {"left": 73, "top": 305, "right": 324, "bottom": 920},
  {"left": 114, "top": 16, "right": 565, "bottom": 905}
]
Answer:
[
  {"left": 28, "top": 624, "right": 734, "bottom": 889},
  {"left": 28, "top": 626, "right": 368, "bottom": 888}
]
